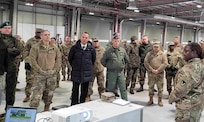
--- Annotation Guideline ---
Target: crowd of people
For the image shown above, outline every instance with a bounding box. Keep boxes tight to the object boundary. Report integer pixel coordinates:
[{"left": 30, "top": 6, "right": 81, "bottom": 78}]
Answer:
[{"left": 0, "top": 20, "right": 204, "bottom": 122}]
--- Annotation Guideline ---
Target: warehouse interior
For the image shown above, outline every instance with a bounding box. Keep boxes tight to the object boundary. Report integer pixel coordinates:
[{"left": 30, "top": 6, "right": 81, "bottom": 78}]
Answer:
[{"left": 0, "top": 0, "right": 204, "bottom": 122}]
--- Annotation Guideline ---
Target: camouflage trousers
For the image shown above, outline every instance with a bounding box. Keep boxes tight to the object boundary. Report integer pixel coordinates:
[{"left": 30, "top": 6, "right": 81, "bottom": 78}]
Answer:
[
  {"left": 61, "top": 61, "right": 71, "bottom": 78},
  {"left": 139, "top": 64, "right": 147, "bottom": 86},
  {"left": 25, "top": 69, "right": 34, "bottom": 96},
  {"left": 106, "top": 70, "right": 127, "bottom": 100},
  {"left": 165, "top": 70, "right": 177, "bottom": 94},
  {"left": 56, "top": 71, "right": 60, "bottom": 82},
  {"left": 30, "top": 74, "right": 56, "bottom": 107},
  {"left": 148, "top": 72, "right": 164, "bottom": 98},
  {"left": 175, "top": 106, "right": 203, "bottom": 122},
  {"left": 126, "top": 67, "right": 139, "bottom": 90},
  {"left": 87, "top": 71, "right": 105, "bottom": 97},
  {"left": 15, "top": 58, "right": 21, "bottom": 79}
]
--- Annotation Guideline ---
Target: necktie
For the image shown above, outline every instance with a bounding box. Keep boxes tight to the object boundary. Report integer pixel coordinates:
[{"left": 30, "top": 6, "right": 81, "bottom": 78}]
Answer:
[{"left": 82, "top": 46, "right": 86, "bottom": 50}]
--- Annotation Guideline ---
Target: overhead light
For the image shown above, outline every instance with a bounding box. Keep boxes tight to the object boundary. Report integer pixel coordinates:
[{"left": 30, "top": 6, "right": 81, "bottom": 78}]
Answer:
[
  {"left": 100, "top": 18, "right": 104, "bottom": 21},
  {"left": 88, "top": 12, "right": 94, "bottom": 15},
  {"left": 129, "top": 18, "right": 134, "bottom": 21},
  {"left": 156, "top": 22, "right": 160, "bottom": 25},
  {"left": 25, "top": 3, "right": 33, "bottom": 6},
  {"left": 196, "top": 5, "right": 202, "bottom": 8},
  {"left": 134, "top": 9, "right": 140, "bottom": 13},
  {"left": 127, "top": 0, "right": 138, "bottom": 10}
]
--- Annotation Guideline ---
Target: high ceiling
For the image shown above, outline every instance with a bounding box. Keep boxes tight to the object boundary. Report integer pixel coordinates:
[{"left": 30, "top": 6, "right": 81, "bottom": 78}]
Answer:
[
  {"left": 85, "top": 0, "right": 204, "bottom": 22},
  {"left": 14, "top": 0, "right": 204, "bottom": 27}
]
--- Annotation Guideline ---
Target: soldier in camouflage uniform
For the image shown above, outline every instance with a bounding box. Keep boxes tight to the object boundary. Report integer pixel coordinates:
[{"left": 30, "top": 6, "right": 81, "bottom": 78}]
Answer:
[
  {"left": 101, "top": 34, "right": 129, "bottom": 100},
  {"left": 125, "top": 36, "right": 140, "bottom": 94},
  {"left": 169, "top": 42, "right": 204, "bottom": 122},
  {"left": 173, "top": 37, "right": 183, "bottom": 54},
  {"left": 14, "top": 35, "right": 25, "bottom": 84},
  {"left": 144, "top": 40, "right": 168, "bottom": 107},
  {"left": 199, "top": 40, "right": 204, "bottom": 63},
  {"left": 0, "top": 21, "right": 21, "bottom": 110},
  {"left": 138, "top": 35, "right": 153, "bottom": 92},
  {"left": 50, "top": 37, "right": 62, "bottom": 88},
  {"left": 86, "top": 38, "right": 105, "bottom": 101},
  {"left": 61, "top": 36, "right": 73, "bottom": 81},
  {"left": 165, "top": 42, "right": 180, "bottom": 96},
  {"left": 122, "top": 40, "right": 128, "bottom": 77},
  {"left": 22, "top": 28, "right": 43, "bottom": 102},
  {"left": 29, "top": 30, "right": 61, "bottom": 111}
]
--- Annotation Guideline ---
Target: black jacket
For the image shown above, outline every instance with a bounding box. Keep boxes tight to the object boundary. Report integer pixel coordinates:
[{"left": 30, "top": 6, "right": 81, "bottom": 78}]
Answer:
[
  {"left": 68, "top": 40, "right": 96, "bottom": 83},
  {"left": 0, "top": 38, "right": 8, "bottom": 75}
]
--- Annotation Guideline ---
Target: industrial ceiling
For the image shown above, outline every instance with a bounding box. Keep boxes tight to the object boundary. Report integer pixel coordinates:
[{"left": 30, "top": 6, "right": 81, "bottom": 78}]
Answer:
[{"left": 2, "top": 0, "right": 204, "bottom": 27}]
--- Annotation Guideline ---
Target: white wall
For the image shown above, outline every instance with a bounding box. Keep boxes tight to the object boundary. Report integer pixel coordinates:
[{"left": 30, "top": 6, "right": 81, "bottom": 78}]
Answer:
[{"left": 17, "top": 23, "right": 65, "bottom": 42}]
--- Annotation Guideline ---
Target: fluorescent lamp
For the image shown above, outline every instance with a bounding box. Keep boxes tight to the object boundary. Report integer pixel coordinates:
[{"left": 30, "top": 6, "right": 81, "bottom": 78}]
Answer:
[
  {"left": 89, "top": 12, "right": 94, "bottom": 15},
  {"left": 197, "top": 5, "right": 202, "bottom": 8},
  {"left": 25, "top": 3, "right": 33, "bottom": 6}
]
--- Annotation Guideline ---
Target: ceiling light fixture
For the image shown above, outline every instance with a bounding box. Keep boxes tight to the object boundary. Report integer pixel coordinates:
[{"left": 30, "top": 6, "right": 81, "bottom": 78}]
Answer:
[
  {"left": 25, "top": 3, "right": 33, "bottom": 6},
  {"left": 127, "top": 0, "right": 138, "bottom": 10},
  {"left": 88, "top": 12, "right": 94, "bottom": 15},
  {"left": 196, "top": 5, "right": 202, "bottom": 8}
]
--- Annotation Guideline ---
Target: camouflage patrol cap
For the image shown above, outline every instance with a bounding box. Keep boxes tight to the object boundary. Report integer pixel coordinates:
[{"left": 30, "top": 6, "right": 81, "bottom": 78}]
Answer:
[
  {"left": 168, "top": 41, "right": 175, "bottom": 46},
  {"left": 92, "top": 38, "right": 99, "bottom": 42},
  {"left": 0, "top": 21, "right": 11, "bottom": 28},
  {"left": 152, "top": 39, "right": 160, "bottom": 46},
  {"left": 130, "top": 36, "right": 137, "bottom": 42},
  {"left": 200, "top": 40, "right": 204, "bottom": 44},
  {"left": 35, "top": 28, "right": 43, "bottom": 33}
]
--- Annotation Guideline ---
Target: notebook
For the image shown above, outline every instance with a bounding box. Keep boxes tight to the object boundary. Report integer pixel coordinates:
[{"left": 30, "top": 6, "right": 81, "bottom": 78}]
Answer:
[{"left": 5, "top": 106, "right": 37, "bottom": 122}]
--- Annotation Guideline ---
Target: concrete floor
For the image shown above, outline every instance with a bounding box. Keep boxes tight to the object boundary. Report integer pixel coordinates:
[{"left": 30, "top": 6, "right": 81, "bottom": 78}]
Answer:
[{"left": 0, "top": 62, "right": 204, "bottom": 122}]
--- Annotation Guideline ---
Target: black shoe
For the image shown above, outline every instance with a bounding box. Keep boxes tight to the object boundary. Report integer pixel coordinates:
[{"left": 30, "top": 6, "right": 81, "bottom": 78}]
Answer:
[
  {"left": 154, "top": 89, "right": 157, "bottom": 92},
  {"left": 136, "top": 87, "right": 143, "bottom": 92},
  {"left": 115, "top": 93, "right": 120, "bottom": 97},
  {"left": 130, "top": 90, "right": 134, "bottom": 94}
]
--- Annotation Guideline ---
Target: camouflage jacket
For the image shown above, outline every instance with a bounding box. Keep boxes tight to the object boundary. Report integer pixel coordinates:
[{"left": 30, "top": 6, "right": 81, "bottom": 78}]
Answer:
[
  {"left": 1, "top": 34, "right": 20, "bottom": 72},
  {"left": 61, "top": 42, "right": 73, "bottom": 61},
  {"left": 29, "top": 41, "right": 61, "bottom": 75},
  {"left": 126, "top": 43, "right": 140, "bottom": 68},
  {"left": 94, "top": 45, "right": 105, "bottom": 73},
  {"left": 22, "top": 37, "right": 41, "bottom": 63},
  {"left": 144, "top": 50, "right": 168, "bottom": 74},
  {"left": 169, "top": 58, "right": 204, "bottom": 110},
  {"left": 165, "top": 50, "right": 180, "bottom": 73}
]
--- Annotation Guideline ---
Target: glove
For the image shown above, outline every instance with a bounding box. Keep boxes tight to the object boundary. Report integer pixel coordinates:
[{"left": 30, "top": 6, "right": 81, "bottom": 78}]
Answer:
[{"left": 25, "top": 63, "right": 31, "bottom": 70}]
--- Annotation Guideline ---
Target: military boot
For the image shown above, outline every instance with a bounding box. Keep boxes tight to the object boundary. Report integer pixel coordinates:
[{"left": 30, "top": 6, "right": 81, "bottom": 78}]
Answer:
[
  {"left": 55, "top": 81, "right": 59, "bottom": 88},
  {"left": 136, "top": 86, "right": 143, "bottom": 92},
  {"left": 62, "top": 76, "right": 66, "bottom": 81},
  {"left": 67, "top": 76, "right": 71, "bottom": 81},
  {"left": 23, "top": 96, "right": 30, "bottom": 102},
  {"left": 44, "top": 105, "right": 50, "bottom": 111},
  {"left": 85, "top": 96, "right": 91, "bottom": 102},
  {"left": 147, "top": 96, "right": 153, "bottom": 105},
  {"left": 158, "top": 97, "right": 163, "bottom": 107},
  {"left": 129, "top": 89, "right": 134, "bottom": 94}
]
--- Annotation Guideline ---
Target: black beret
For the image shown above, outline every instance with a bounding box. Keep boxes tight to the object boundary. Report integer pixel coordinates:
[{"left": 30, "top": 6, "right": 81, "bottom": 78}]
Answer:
[{"left": 0, "top": 21, "right": 11, "bottom": 28}]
